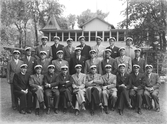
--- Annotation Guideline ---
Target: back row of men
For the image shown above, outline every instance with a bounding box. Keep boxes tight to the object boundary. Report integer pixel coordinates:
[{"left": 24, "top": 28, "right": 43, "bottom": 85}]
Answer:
[{"left": 7, "top": 35, "right": 160, "bottom": 116}]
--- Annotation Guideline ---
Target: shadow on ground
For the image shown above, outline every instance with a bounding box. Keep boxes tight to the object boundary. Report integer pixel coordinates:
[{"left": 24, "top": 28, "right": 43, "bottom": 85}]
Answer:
[{"left": 0, "top": 78, "right": 167, "bottom": 124}]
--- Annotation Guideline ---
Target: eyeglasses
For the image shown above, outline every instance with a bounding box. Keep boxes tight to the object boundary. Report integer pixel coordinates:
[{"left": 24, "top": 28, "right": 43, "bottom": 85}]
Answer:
[
  {"left": 91, "top": 68, "right": 96, "bottom": 70},
  {"left": 62, "top": 68, "right": 68, "bottom": 71}
]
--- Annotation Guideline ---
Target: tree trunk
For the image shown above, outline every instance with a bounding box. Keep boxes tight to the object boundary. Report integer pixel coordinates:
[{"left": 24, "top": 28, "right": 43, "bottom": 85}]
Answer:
[{"left": 162, "top": 31, "right": 166, "bottom": 52}]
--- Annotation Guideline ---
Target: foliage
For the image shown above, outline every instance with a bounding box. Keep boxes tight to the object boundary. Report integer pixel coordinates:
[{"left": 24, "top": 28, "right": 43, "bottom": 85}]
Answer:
[
  {"left": 67, "top": 14, "right": 76, "bottom": 29},
  {"left": 119, "top": 0, "right": 167, "bottom": 51},
  {"left": 77, "top": 9, "right": 109, "bottom": 28}
]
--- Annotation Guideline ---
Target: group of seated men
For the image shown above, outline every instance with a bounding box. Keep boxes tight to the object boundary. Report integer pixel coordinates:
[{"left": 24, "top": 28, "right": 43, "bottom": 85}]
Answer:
[{"left": 7, "top": 35, "right": 161, "bottom": 116}]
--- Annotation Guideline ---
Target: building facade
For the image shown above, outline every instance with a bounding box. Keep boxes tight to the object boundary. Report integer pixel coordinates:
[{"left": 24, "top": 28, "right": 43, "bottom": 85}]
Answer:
[{"left": 41, "top": 15, "right": 127, "bottom": 42}]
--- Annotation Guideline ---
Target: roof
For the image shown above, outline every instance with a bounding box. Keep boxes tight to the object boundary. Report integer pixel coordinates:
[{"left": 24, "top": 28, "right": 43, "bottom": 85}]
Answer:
[
  {"left": 80, "top": 17, "right": 115, "bottom": 29},
  {"left": 42, "top": 15, "right": 61, "bottom": 30}
]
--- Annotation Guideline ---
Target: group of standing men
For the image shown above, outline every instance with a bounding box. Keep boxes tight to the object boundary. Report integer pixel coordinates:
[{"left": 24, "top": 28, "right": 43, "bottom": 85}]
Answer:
[{"left": 7, "top": 35, "right": 161, "bottom": 116}]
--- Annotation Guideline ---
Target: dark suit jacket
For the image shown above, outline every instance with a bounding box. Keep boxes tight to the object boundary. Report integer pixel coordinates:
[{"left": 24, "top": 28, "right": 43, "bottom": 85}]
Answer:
[
  {"left": 116, "top": 73, "right": 130, "bottom": 89},
  {"left": 101, "top": 58, "right": 115, "bottom": 74},
  {"left": 51, "top": 44, "right": 64, "bottom": 60},
  {"left": 7, "top": 59, "right": 24, "bottom": 83},
  {"left": 132, "top": 58, "right": 146, "bottom": 73},
  {"left": 143, "top": 73, "right": 161, "bottom": 90},
  {"left": 129, "top": 73, "right": 145, "bottom": 90},
  {"left": 43, "top": 73, "right": 58, "bottom": 89},
  {"left": 22, "top": 56, "right": 36, "bottom": 76},
  {"left": 56, "top": 73, "right": 73, "bottom": 92},
  {"left": 77, "top": 44, "right": 91, "bottom": 61},
  {"left": 106, "top": 46, "right": 120, "bottom": 59},
  {"left": 13, "top": 72, "right": 30, "bottom": 91},
  {"left": 69, "top": 56, "right": 85, "bottom": 75},
  {"left": 63, "top": 46, "right": 75, "bottom": 64},
  {"left": 29, "top": 74, "right": 44, "bottom": 91}
]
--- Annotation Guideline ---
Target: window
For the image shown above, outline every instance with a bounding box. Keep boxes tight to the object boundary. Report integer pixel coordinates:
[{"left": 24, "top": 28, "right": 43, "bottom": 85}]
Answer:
[
  {"left": 77, "top": 32, "right": 82, "bottom": 42},
  {"left": 111, "top": 32, "right": 117, "bottom": 41},
  {"left": 84, "top": 32, "right": 89, "bottom": 41},
  {"left": 97, "top": 31, "right": 102, "bottom": 37},
  {"left": 57, "top": 32, "right": 62, "bottom": 41},
  {"left": 64, "top": 32, "right": 68, "bottom": 41},
  {"left": 51, "top": 33, "right": 55, "bottom": 41},
  {"left": 119, "top": 32, "right": 125, "bottom": 41},
  {"left": 104, "top": 31, "right": 110, "bottom": 42},
  {"left": 70, "top": 32, "right": 75, "bottom": 41},
  {"left": 90, "top": 32, "right": 96, "bottom": 41}
]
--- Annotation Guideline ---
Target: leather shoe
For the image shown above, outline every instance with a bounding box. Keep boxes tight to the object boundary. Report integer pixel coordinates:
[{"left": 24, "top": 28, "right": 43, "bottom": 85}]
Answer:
[
  {"left": 119, "top": 110, "right": 123, "bottom": 115},
  {"left": 75, "top": 110, "right": 79, "bottom": 116},
  {"left": 35, "top": 109, "right": 39, "bottom": 115},
  {"left": 138, "top": 109, "right": 142, "bottom": 115},
  {"left": 12, "top": 106, "right": 17, "bottom": 110},
  {"left": 54, "top": 109, "right": 58, "bottom": 114},
  {"left": 90, "top": 110, "right": 94, "bottom": 116},
  {"left": 27, "top": 109, "right": 32, "bottom": 114},
  {"left": 104, "top": 107, "right": 109, "bottom": 114},
  {"left": 111, "top": 107, "right": 115, "bottom": 111},
  {"left": 155, "top": 108, "right": 160, "bottom": 112},
  {"left": 63, "top": 108, "right": 67, "bottom": 114},
  {"left": 20, "top": 110, "right": 26, "bottom": 114},
  {"left": 46, "top": 108, "right": 51, "bottom": 114}
]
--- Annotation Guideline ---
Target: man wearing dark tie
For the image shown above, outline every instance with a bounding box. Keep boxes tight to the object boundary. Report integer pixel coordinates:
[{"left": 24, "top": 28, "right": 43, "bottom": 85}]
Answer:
[
  {"left": 69, "top": 47, "right": 85, "bottom": 75},
  {"left": 129, "top": 64, "right": 144, "bottom": 115},
  {"left": 106, "top": 37, "right": 120, "bottom": 59},
  {"left": 22, "top": 47, "right": 35, "bottom": 76},
  {"left": 51, "top": 36, "right": 64, "bottom": 60},
  {"left": 143, "top": 64, "right": 161, "bottom": 112},
  {"left": 132, "top": 48, "right": 146, "bottom": 73},
  {"left": 77, "top": 36, "right": 91, "bottom": 61}
]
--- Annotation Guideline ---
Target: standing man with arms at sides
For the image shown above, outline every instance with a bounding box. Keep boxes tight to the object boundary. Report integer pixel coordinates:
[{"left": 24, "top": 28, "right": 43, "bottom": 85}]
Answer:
[
  {"left": 51, "top": 36, "right": 64, "bottom": 61},
  {"left": 63, "top": 38, "right": 75, "bottom": 64},
  {"left": 116, "top": 64, "right": 132, "bottom": 115},
  {"left": 101, "top": 65, "right": 117, "bottom": 114},
  {"left": 132, "top": 48, "right": 146, "bottom": 73},
  {"left": 52, "top": 50, "right": 69, "bottom": 75},
  {"left": 69, "top": 47, "right": 85, "bottom": 75},
  {"left": 114, "top": 47, "right": 132, "bottom": 74},
  {"left": 35, "top": 51, "right": 51, "bottom": 75},
  {"left": 72, "top": 64, "right": 86, "bottom": 116},
  {"left": 85, "top": 65, "right": 103, "bottom": 116},
  {"left": 13, "top": 64, "right": 33, "bottom": 114},
  {"left": 129, "top": 64, "right": 144, "bottom": 115},
  {"left": 84, "top": 50, "right": 102, "bottom": 74},
  {"left": 77, "top": 36, "right": 91, "bottom": 61},
  {"left": 143, "top": 64, "right": 161, "bottom": 112},
  {"left": 7, "top": 50, "right": 24, "bottom": 110},
  {"left": 101, "top": 49, "right": 115, "bottom": 74},
  {"left": 56, "top": 65, "right": 74, "bottom": 114},
  {"left": 92, "top": 36, "right": 106, "bottom": 61},
  {"left": 43, "top": 65, "right": 60, "bottom": 114},
  {"left": 22, "top": 47, "right": 35, "bottom": 76},
  {"left": 125, "top": 37, "right": 136, "bottom": 59},
  {"left": 35, "top": 36, "right": 52, "bottom": 61},
  {"left": 106, "top": 37, "right": 120, "bottom": 59},
  {"left": 29, "top": 65, "right": 45, "bottom": 115}
]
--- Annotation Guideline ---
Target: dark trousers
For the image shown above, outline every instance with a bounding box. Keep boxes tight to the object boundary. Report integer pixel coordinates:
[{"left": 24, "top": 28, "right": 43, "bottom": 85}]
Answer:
[
  {"left": 118, "top": 87, "right": 130, "bottom": 110},
  {"left": 44, "top": 89, "right": 60, "bottom": 109},
  {"left": 90, "top": 87, "right": 101, "bottom": 110},
  {"left": 144, "top": 89, "right": 159, "bottom": 109},
  {"left": 10, "top": 83, "right": 18, "bottom": 108},
  {"left": 60, "top": 88, "right": 72, "bottom": 108},
  {"left": 130, "top": 89, "right": 143, "bottom": 109},
  {"left": 14, "top": 90, "right": 33, "bottom": 111}
]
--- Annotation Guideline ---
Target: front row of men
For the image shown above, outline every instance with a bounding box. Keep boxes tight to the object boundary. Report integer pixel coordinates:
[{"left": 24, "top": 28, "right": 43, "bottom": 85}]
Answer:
[{"left": 13, "top": 62, "right": 160, "bottom": 116}]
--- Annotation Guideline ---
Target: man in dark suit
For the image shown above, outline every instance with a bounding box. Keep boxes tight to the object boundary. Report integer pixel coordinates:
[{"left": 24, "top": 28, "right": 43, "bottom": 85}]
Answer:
[
  {"left": 77, "top": 36, "right": 91, "bottom": 61},
  {"left": 132, "top": 48, "right": 146, "bottom": 73},
  {"left": 35, "top": 51, "right": 51, "bottom": 75},
  {"left": 51, "top": 36, "right": 64, "bottom": 60},
  {"left": 22, "top": 47, "right": 35, "bottom": 76},
  {"left": 101, "top": 49, "right": 115, "bottom": 74},
  {"left": 63, "top": 38, "right": 75, "bottom": 64},
  {"left": 7, "top": 50, "right": 24, "bottom": 110},
  {"left": 35, "top": 36, "right": 52, "bottom": 61},
  {"left": 143, "top": 64, "right": 161, "bottom": 112},
  {"left": 116, "top": 64, "right": 132, "bottom": 115},
  {"left": 106, "top": 37, "right": 120, "bottom": 59},
  {"left": 69, "top": 47, "right": 85, "bottom": 75},
  {"left": 13, "top": 64, "right": 33, "bottom": 114},
  {"left": 56, "top": 65, "right": 74, "bottom": 113},
  {"left": 129, "top": 64, "right": 145, "bottom": 115},
  {"left": 43, "top": 65, "right": 60, "bottom": 114}
]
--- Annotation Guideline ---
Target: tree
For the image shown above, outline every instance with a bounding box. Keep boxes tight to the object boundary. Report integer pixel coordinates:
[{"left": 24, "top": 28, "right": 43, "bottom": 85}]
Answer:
[
  {"left": 77, "top": 9, "right": 109, "bottom": 28},
  {"left": 67, "top": 14, "right": 76, "bottom": 29},
  {"left": 119, "top": 0, "right": 167, "bottom": 51},
  {"left": 1, "top": 0, "right": 30, "bottom": 48}
]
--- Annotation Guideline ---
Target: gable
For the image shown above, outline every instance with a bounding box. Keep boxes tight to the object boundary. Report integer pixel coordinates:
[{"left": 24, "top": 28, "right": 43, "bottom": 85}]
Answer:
[{"left": 83, "top": 18, "right": 112, "bottom": 31}]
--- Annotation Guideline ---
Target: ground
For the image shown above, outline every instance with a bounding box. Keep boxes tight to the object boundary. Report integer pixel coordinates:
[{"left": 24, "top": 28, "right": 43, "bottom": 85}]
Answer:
[{"left": 0, "top": 78, "right": 167, "bottom": 124}]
